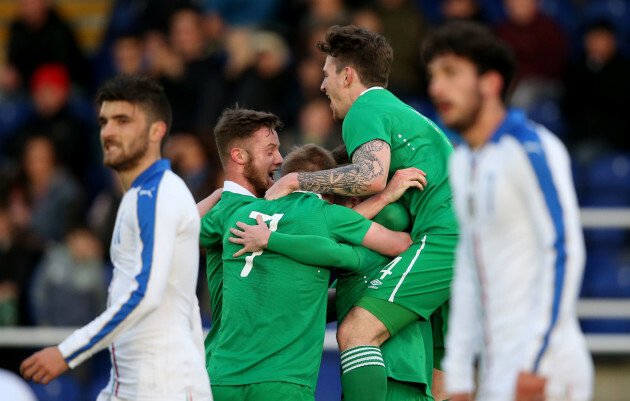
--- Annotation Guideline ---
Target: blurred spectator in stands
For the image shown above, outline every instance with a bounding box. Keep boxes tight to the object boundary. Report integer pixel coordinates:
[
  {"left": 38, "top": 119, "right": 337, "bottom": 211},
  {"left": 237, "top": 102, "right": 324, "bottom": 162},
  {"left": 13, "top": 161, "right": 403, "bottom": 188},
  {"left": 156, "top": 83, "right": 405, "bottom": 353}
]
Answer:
[
  {"left": 280, "top": 97, "right": 343, "bottom": 155},
  {"left": 147, "top": 7, "right": 224, "bottom": 133},
  {"left": 163, "top": 133, "right": 221, "bottom": 201},
  {"left": 374, "top": 0, "right": 429, "bottom": 98},
  {"left": 297, "top": 55, "right": 326, "bottom": 102},
  {"left": 234, "top": 30, "right": 300, "bottom": 128},
  {"left": 352, "top": 7, "right": 383, "bottom": 33},
  {"left": 0, "top": 203, "right": 40, "bottom": 328},
  {"left": 112, "top": 33, "right": 146, "bottom": 75},
  {"left": 495, "top": 0, "right": 568, "bottom": 109},
  {"left": 202, "top": 0, "right": 283, "bottom": 27},
  {"left": 441, "top": 0, "right": 485, "bottom": 24},
  {"left": 86, "top": 170, "right": 123, "bottom": 263},
  {"left": 204, "top": 29, "right": 300, "bottom": 130},
  {"left": 563, "top": 19, "right": 630, "bottom": 161},
  {"left": 7, "top": 136, "right": 84, "bottom": 245},
  {"left": 4, "top": 0, "right": 91, "bottom": 93},
  {"left": 292, "top": 0, "right": 349, "bottom": 63},
  {"left": 6, "top": 64, "right": 94, "bottom": 182},
  {"left": 30, "top": 225, "right": 106, "bottom": 327},
  {"left": 196, "top": 28, "right": 254, "bottom": 131}
]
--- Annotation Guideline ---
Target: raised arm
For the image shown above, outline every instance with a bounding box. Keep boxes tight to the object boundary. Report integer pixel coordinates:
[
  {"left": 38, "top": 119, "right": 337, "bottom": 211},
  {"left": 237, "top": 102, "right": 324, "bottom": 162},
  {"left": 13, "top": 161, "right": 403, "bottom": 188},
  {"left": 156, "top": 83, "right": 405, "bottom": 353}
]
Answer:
[
  {"left": 265, "top": 140, "right": 391, "bottom": 200},
  {"left": 197, "top": 188, "right": 223, "bottom": 217}
]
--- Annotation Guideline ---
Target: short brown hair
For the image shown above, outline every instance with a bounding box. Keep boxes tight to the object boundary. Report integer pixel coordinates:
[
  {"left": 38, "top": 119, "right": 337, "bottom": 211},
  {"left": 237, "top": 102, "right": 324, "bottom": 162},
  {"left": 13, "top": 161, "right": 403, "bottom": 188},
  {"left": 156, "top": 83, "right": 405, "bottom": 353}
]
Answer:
[
  {"left": 331, "top": 144, "right": 350, "bottom": 166},
  {"left": 281, "top": 144, "right": 336, "bottom": 176},
  {"left": 214, "top": 107, "right": 283, "bottom": 167},
  {"left": 318, "top": 25, "right": 393, "bottom": 88}
]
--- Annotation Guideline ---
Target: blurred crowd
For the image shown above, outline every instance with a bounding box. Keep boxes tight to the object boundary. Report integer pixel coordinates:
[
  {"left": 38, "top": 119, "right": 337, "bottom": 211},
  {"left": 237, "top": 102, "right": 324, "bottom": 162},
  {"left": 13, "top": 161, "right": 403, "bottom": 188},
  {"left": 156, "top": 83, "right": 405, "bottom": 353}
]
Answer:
[{"left": 1, "top": 0, "right": 630, "bottom": 380}]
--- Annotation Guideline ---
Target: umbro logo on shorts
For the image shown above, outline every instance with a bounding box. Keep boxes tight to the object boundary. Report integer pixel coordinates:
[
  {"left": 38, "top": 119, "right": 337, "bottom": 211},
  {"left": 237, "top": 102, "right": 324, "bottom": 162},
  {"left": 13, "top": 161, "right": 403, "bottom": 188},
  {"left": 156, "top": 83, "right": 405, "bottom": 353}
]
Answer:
[{"left": 368, "top": 279, "right": 382, "bottom": 289}]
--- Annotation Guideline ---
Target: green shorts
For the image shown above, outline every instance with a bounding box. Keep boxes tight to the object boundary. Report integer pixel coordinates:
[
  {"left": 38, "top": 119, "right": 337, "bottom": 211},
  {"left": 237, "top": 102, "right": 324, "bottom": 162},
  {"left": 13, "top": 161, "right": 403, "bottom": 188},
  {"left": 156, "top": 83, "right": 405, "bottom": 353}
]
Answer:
[
  {"left": 362, "top": 234, "right": 456, "bottom": 320},
  {"left": 212, "top": 382, "right": 314, "bottom": 401},
  {"left": 356, "top": 296, "right": 419, "bottom": 337},
  {"left": 386, "top": 379, "right": 434, "bottom": 401}
]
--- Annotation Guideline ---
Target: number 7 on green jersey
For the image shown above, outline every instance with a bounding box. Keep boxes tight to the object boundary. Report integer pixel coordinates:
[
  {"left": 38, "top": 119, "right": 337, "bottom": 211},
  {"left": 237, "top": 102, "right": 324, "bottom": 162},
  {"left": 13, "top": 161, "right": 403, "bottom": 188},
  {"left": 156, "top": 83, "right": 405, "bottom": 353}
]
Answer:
[{"left": 241, "top": 211, "right": 284, "bottom": 277}]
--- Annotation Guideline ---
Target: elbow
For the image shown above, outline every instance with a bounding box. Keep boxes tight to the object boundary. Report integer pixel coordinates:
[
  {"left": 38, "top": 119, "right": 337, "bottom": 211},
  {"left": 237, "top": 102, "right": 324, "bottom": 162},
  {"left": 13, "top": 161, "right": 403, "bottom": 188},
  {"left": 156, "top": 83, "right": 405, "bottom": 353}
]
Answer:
[
  {"left": 394, "top": 235, "right": 413, "bottom": 255},
  {"left": 370, "top": 175, "right": 387, "bottom": 193}
]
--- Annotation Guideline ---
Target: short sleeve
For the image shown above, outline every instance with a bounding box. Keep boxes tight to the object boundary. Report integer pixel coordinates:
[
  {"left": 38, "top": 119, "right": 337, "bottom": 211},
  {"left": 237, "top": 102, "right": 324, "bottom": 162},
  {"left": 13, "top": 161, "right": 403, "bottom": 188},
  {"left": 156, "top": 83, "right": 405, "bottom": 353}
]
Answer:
[{"left": 322, "top": 203, "right": 372, "bottom": 245}]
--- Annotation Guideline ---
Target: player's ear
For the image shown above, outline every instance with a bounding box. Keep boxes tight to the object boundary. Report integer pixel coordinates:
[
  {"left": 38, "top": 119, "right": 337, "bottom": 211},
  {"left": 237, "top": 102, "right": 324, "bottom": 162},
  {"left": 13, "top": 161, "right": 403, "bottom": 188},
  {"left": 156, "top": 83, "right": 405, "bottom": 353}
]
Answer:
[
  {"left": 230, "top": 146, "right": 248, "bottom": 165},
  {"left": 480, "top": 70, "right": 503, "bottom": 99},
  {"left": 344, "top": 66, "right": 353, "bottom": 87},
  {"left": 149, "top": 121, "right": 167, "bottom": 144},
  {"left": 350, "top": 196, "right": 360, "bottom": 208}
]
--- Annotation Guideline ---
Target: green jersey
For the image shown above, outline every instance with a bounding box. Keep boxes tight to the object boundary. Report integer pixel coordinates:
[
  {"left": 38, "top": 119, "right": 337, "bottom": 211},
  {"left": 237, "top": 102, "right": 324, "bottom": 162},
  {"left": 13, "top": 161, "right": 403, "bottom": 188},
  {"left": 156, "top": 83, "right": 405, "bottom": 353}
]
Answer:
[
  {"left": 266, "top": 202, "right": 432, "bottom": 392},
  {"left": 335, "top": 247, "right": 433, "bottom": 393},
  {"left": 343, "top": 88, "right": 457, "bottom": 240},
  {"left": 199, "top": 185, "right": 262, "bottom": 367},
  {"left": 208, "top": 192, "right": 371, "bottom": 389}
]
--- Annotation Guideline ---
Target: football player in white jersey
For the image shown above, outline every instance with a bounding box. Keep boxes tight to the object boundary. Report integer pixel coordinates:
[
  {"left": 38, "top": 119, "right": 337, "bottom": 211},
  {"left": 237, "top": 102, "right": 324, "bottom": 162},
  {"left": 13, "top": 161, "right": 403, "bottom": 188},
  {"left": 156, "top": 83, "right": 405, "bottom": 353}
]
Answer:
[
  {"left": 423, "top": 22, "right": 593, "bottom": 401},
  {"left": 21, "top": 74, "right": 212, "bottom": 401}
]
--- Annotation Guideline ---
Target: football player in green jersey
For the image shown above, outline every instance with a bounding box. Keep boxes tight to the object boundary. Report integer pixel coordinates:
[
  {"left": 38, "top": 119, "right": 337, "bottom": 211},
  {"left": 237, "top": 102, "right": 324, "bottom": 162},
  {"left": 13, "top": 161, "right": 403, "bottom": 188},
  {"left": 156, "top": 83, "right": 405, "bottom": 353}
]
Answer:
[
  {"left": 265, "top": 25, "right": 457, "bottom": 401},
  {"left": 210, "top": 144, "right": 415, "bottom": 401},
  {"left": 232, "top": 145, "right": 437, "bottom": 401},
  {"left": 197, "top": 107, "right": 284, "bottom": 396}
]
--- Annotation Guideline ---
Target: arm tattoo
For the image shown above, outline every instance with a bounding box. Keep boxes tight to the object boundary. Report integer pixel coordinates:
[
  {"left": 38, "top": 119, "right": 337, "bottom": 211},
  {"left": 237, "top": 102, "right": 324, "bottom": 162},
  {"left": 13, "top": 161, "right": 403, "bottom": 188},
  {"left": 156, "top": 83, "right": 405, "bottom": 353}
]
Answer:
[{"left": 297, "top": 139, "right": 389, "bottom": 195}]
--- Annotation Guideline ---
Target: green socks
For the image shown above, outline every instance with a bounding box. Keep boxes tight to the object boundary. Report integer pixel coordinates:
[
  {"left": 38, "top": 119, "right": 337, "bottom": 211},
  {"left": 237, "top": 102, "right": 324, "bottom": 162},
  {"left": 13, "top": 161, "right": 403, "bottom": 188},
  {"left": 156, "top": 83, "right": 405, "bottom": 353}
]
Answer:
[{"left": 340, "top": 346, "right": 387, "bottom": 401}]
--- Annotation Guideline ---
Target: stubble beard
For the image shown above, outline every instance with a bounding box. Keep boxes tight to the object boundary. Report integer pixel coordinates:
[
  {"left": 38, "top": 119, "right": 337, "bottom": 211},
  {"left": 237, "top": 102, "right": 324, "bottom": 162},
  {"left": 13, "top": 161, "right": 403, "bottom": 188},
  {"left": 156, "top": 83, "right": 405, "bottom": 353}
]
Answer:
[
  {"left": 104, "top": 130, "right": 150, "bottom": 173},
  {"left": 243, "top": 159, "right": 270, "bottom": 198},
  {"left": 447, "top": 91, "right": 483, "bottom": 134}
]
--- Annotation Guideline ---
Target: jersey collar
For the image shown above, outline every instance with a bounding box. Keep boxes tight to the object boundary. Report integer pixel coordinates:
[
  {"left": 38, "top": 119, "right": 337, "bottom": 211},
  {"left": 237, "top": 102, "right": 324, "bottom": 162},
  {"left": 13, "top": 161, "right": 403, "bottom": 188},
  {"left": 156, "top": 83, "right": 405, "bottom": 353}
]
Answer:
[
  {"left": 223, "top": 181, "right": 257, "bottom": 198},
  {"left": 489, "top": 109, "right": 526, "bottom": 144},
  {"left": 359, "top": 86, "right": 384, "bottom": 97},
  {"left": 131, "top": 159, "right": 171, "bottom": 188},
  {"left": 293, "top": 190, "right": 323, "bottom": 199}
]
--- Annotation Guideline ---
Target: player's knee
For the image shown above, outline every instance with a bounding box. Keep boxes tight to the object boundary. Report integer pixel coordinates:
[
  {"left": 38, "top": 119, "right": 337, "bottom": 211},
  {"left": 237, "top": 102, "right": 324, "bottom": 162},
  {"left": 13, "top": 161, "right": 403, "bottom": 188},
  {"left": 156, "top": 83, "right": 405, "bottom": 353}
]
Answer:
[{"left": 336, "top": 308, "right": 387, "bottom": 351}]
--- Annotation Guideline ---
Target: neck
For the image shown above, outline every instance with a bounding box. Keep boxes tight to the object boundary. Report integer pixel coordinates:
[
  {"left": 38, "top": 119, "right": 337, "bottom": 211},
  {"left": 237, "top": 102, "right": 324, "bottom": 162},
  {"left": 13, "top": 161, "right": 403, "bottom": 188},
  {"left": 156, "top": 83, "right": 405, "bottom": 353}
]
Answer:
[
  {"left": 462, "top": 100, "right": 506, "bottom": 149},
  {"left": 224, "top": 170, "right": 261, "bottom": 198},
  {"left": 350, "top": 84, "right": 369, "bottom": 103},
  {"left": 117, "top": 155, "right": 160, "bottom": 191}
]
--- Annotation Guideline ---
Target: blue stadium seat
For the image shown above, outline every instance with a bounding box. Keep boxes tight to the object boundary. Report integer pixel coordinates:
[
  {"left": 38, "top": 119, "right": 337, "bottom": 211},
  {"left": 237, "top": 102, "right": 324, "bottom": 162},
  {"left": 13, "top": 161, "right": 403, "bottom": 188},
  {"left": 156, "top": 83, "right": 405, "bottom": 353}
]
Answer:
[
  {"left": 539, "top": 0, "right": 580, "bottom": 35},
  {"left": 580, "top": 318, "right": 630, "bottom": 334},
  {"left": 581, "top": 250, "right": 630, "bottom": 298},
  {"left": 526, "top": 97, "right": 567, "bottom": 138},
  {"left": 316, "top": 350, "right": 342, "bottom": 401},
  {"left": 28, "top": 375, "right": 81, "bottom": 401},
  {"left": 583, "top": 152, "right": 630, "bottom": 206}
]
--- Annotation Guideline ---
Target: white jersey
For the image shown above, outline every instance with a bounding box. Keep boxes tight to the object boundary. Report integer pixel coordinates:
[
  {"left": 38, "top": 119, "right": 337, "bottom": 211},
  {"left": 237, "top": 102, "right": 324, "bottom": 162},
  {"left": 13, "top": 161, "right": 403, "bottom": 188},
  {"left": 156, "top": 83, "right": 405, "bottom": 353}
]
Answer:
[
  {"left": 58, "top": 160, "right": 212, "bottom": 401},
  {"left": 444, "top": 110, "right": 593, "bottom": 401}
]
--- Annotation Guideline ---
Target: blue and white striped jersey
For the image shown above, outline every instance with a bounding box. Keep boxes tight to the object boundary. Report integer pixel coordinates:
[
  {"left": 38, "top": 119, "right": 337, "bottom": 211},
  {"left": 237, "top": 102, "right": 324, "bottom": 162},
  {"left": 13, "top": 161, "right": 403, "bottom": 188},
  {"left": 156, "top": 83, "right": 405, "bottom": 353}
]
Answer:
[
  {"left": 445, "top": 110, "right": 593, "bottom": 401},
  {"left": 58, "top": 160, "right": 212, "bottom": 401}
]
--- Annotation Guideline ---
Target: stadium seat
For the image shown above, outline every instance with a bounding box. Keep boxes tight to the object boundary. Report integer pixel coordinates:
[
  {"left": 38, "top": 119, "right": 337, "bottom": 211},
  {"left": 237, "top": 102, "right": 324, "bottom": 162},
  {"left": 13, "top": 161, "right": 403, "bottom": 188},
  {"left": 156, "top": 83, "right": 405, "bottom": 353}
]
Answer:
[
  {"left": 539, "top": 0, "right": 580, "bottom": 35},
  {"left": 581, "top": 250, "right": 630, "bottom": 298},
  {"left": 583, "top": 152, "right": 630, "bottom": 206},
  {"left": 28, "top": 375, "right": 81, "bottom": 401},
  {"left": 526, "top": 96, "right": 567, "bottom": 138},
  {"left": 580, "top": 318, "right": 630, "bottom": 334},
  {"left": 316, "top": 350, "right": 342, "bottom": 401}
]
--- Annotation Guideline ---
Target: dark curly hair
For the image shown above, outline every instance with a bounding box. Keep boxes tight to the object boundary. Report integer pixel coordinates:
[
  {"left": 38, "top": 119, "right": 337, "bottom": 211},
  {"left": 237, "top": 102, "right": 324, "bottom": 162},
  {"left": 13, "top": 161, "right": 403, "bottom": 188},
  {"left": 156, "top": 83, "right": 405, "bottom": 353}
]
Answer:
[
  {"left": 318, "top": 25, "right": 393, "bottom": 88},
  {"left": 422, "top": 21, "right": 517, "bottom": 102}
]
